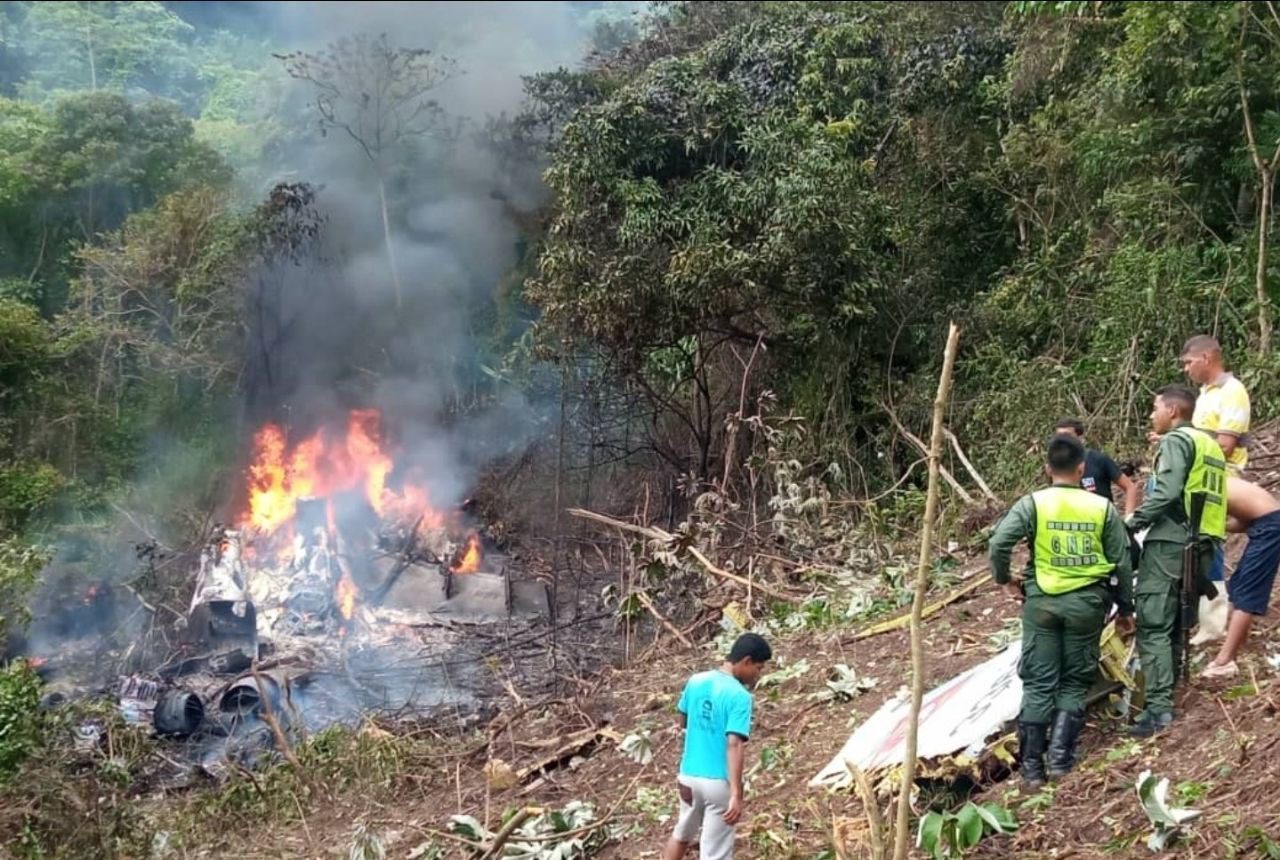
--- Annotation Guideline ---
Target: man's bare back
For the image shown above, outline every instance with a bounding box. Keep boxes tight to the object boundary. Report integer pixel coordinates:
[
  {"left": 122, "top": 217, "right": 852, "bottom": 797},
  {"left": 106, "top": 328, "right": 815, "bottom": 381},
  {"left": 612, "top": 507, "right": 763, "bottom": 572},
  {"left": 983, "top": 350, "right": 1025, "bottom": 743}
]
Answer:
[{"left": 1227, "top": 476, "right": 1280, "bottom": 532}]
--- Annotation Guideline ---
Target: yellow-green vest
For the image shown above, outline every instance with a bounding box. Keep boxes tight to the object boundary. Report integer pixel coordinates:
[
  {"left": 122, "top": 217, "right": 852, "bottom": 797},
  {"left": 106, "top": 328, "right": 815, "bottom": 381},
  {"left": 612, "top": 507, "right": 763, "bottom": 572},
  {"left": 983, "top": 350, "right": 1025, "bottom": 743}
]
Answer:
[
  {"left": 1032, "top": 486, "right": 1115, "bottom": 595},
  {"left": 1170, "top": 426, "right": 1227, "bottom": 540}
]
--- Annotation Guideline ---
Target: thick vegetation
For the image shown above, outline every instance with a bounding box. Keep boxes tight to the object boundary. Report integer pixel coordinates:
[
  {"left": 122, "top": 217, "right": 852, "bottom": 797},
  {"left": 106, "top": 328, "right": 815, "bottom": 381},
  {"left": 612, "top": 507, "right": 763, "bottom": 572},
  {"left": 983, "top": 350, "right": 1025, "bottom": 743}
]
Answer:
[
  {"left": 529, "top": 0, "right": 1280, "bottom": 497},
  {"left": 1, "top": 0, "right": 1280, "bottom": 855}
]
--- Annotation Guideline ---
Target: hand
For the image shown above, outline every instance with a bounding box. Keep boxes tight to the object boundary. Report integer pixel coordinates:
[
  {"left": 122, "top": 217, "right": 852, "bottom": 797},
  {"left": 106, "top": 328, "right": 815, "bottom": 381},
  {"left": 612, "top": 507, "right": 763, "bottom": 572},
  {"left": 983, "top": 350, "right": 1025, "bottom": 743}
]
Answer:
[
  {"left": 1002, "top": 582, "right": 1024, "bottom": 604},
  {"left": 1146, "top": 431, "right": 1163, "bottom": 445},
  {"left": 1115, "top": 615, "right": 1135, "bottom": 637},
  {"left": 723, "top": 793, "right": 743, "bottom": 825}
]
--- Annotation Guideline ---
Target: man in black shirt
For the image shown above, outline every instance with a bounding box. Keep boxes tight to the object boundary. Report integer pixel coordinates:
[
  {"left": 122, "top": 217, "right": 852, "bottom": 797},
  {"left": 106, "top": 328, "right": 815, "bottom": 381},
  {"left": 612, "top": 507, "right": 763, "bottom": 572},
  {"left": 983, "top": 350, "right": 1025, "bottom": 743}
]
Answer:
[{"left": 1054, "top": 418, "right": 1139, "bottom": 515}]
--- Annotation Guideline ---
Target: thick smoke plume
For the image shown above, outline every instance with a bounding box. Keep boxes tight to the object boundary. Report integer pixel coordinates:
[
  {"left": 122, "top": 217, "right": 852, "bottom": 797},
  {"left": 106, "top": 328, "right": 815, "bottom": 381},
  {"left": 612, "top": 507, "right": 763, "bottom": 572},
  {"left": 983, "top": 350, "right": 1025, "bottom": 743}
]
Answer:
[
  {"left": 238, "top": 1, "right": 608, "bottom": 513},
  {"left": 16, "top": 2, "right": 630, "bottom": 663}
]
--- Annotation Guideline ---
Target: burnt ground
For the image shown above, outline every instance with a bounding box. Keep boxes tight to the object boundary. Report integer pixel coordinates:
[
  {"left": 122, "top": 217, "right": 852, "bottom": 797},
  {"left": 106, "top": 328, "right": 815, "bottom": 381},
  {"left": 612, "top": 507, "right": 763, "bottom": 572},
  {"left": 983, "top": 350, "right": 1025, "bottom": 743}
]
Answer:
[
  {"left": 189, "top": 568, "right": 1280, "bottom": 860},
  {"left": 103, "top": 423, "right": 1280, "bottom": 858}
]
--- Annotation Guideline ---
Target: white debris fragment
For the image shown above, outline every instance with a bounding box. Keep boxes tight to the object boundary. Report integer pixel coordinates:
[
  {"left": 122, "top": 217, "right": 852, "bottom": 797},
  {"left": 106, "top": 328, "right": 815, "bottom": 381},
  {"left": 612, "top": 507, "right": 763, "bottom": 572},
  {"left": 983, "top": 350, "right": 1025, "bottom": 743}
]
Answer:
[
  {"left": 1136, "top": 769, "right": 1201, "bottom": 852},
  {"left": 811, "top": 644, "right": 1021, "bottom": 788}
]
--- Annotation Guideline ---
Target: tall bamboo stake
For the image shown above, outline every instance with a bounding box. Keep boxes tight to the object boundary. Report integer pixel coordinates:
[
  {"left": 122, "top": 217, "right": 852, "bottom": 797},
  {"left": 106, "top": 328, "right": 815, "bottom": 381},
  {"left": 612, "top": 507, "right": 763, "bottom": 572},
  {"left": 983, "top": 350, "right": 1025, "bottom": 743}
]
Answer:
[{"left": 891, "top": 322, "right": 961, "bottom": 860}]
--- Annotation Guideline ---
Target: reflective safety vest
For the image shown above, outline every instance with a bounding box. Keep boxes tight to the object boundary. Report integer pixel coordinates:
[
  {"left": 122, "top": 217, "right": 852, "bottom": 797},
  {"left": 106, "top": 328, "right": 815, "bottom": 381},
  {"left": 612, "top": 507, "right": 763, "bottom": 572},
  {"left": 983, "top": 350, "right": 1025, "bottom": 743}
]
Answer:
[
  {"left": 1032, "top": 486, "right": 1115, "bottom": 595},
  {"left": 1169, "top": 426, "right": 1227, "bottom": 540}
]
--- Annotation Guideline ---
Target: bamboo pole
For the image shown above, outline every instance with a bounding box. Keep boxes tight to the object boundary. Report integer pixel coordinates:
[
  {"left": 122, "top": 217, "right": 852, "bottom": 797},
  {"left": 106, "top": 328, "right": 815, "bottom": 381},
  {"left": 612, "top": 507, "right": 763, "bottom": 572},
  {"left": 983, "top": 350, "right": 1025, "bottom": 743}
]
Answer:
[{"left": 891, "top": 322, "right": 961, "bottom": 860}]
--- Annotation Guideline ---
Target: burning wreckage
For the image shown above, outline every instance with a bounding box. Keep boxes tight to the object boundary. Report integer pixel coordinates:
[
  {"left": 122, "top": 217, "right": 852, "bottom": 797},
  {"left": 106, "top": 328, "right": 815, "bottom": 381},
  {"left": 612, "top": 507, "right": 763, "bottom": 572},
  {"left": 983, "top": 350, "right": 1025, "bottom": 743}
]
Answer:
[{"left": 28, "top": 410, "right": 550, "bottom": 778}]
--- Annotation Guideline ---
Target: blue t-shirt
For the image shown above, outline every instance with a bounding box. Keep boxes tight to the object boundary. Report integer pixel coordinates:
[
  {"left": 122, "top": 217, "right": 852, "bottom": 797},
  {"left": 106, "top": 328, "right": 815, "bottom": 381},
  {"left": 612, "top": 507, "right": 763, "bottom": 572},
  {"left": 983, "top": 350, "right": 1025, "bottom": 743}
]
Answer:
[{"left": 677, "top": 669, "right": 753, "bottom": 781}]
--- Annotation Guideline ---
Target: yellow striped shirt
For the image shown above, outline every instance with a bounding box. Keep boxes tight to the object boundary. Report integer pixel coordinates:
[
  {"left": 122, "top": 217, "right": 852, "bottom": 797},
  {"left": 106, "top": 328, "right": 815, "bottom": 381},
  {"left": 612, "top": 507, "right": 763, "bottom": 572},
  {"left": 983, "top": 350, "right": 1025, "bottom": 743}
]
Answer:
[{"left": 1193, "top": 373, "right": 1250, "bottom": 471}]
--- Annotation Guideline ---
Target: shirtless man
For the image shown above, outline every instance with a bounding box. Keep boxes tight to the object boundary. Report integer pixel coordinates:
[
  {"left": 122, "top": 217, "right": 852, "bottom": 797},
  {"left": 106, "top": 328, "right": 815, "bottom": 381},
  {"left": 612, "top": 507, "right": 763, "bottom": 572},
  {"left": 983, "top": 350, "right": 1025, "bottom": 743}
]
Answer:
[{"left": 1202, "top": 476, "right": 1280, "bottom": 678}]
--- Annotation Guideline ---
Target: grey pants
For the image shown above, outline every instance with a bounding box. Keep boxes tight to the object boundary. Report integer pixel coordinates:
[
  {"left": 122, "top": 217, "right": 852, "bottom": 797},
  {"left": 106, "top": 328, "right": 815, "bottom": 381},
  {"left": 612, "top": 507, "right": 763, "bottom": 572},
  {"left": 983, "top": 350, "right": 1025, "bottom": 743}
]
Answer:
[{"left": 672, "top": 776, "right": 736, "bottom": 859}]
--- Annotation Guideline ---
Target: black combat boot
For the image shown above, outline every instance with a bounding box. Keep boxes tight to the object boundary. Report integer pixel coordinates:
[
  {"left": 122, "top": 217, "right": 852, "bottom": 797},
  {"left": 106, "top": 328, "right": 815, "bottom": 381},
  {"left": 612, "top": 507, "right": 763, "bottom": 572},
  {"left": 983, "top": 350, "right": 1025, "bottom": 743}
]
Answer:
[
  {"left": 1047, "top": 709, "right": 1086, "bottom": 778},
  {"left": 1017, "top": 721, "right": 1049, "bottom": 789},
  {"left": 1129, "top": 711, "right": 1174, "bottom": 738}
]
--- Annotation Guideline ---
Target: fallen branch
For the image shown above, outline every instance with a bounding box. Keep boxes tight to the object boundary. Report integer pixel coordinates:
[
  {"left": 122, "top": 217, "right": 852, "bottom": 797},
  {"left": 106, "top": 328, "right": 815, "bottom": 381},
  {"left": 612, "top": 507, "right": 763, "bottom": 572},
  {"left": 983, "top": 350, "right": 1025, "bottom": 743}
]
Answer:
[
  {"left": 848, "top": 572, "right": 990, "bottom": 641},
  {"left": 507, "top": 735, "right": 675, "bottom": 844},
  {"left": 515, "top": 726, "right": 619, "bottom": 783},
  {"left": 883, "top": 409, "right": 975, "bottom": 505},
  {"left": 567, "top": 508, "right": 793, "bottom": 602},
  {"left": 119, "top": 581, "right": 158, "bottom": 616},
  {"left": 635, "top": 590, "right": 695, "bottom": 648},
  {"left": 567, "top": 507, "right": 670, "bottom": 541},
  {"left": 479, "top": 807, "right": 544, "bottom": 860},
  {"left": 893, "top": 322, "right": 961, "bottom": 860},
  {"left": 687, "top": 546, "right": 792, "bottom": 602},
  {"left": 943, "top": 429, "right": 999, "bottom": 502}
]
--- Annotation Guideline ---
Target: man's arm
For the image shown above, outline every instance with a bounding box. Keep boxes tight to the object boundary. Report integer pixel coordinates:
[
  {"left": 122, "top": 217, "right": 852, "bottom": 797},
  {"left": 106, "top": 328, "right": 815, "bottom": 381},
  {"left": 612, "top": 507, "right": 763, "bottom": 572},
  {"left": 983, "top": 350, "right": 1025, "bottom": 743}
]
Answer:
[
  {"left": 724, "top": 734, "right": 745, "bottom": 824},
  {"left": 1127, "top": 434, "right": 1192, "bottom": 531},
  {"left": 723, "top": 692, "right": 752, "bottom": 825},
  {"left": 989, "top": 496, "right": 1035, "bottom": 585},
  {"left": 1227, "top": 514, "right": 1248, "bottom": 533},
  {"left": 1215, "top": 382, "right": 1250, "bottom": 460},
  {"left": 1216, "top": 432, "right": 1239, "bottom": 459},
  {"left": 1102, "top": 505, "right": 1134, "bottom": 616},
  {"left": 1116, "top": 472, "right": 1139, "bottom": 517}
]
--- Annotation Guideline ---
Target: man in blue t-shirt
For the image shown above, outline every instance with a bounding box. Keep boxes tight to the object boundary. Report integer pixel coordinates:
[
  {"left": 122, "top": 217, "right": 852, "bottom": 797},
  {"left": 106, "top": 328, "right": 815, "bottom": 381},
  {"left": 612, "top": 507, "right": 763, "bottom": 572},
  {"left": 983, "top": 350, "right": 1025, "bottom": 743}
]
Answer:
[{"left": 662, "top": 632, "right": 772, "bottom": 860}]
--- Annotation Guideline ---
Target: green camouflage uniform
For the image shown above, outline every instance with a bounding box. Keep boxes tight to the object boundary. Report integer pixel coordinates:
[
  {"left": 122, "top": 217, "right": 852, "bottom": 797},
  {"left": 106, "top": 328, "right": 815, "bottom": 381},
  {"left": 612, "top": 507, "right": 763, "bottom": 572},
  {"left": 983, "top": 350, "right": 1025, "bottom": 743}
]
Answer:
[
  {"left": 990, "top": 485, "right": 1134, "bottom": 723},
  {"left": 1127, "top": 422, "right": 1226, "bottom": 719}
]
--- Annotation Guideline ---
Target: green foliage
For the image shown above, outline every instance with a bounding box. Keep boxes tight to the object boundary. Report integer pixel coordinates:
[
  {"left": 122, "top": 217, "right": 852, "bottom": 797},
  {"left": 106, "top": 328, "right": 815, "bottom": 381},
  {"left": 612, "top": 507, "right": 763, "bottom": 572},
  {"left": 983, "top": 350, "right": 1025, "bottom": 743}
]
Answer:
[
  {"left": 529, "top": 0, "right": 1280, "bottom": 503},
  {"left": 36, "top": 91, "right": 229, "bottom": 233},
  {"left": 0, "top": 537, "right": 50, "bottom": 652},
  {"left": 756, "top": 656, "right": 812, "bottom": 689},
  {"left": 532, "top": 10, "right": 900, "bottom": 373},
  {"left": 528, "top": 4, "right": 1014, "bottom": 485},
  {"left": 17, "top": 2, "right": 197, "bottom": 103},
  {"left": 916, "top": 802, "right": 1018, "bottom": 859},
  {"left": 632, "top": 785, "right": 676, "bottom": 825},
  {"left": 0, "top": 462, "right": 63, "bottom": 531},
  {"left": 450, "top": 801, "right": 615, "bottom": 858},
  {"left": 0, "top": 298, "right": 55, "bottom": 409},
  {"left": 0, "top": 90, "right": 230, "bottom": 311},
  {"left": 1243, "top": 826, "right": 1280, "bottom": 860},
  {"left": 0, "top": 660, "right": 40, "bottom": 784}
]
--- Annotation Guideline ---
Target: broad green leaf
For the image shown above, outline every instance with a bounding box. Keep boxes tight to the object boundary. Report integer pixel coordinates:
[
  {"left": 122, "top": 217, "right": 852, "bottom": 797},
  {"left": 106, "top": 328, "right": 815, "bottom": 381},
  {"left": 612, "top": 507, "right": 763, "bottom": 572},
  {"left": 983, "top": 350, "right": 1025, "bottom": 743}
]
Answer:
[
  {"left": 916, "top": 811, "right": 944, "bottom": 854},
  {"left": 956, "top": 803, "right": 984, "bottom": 847},
  {"left": 980, "top": 802, "right": 1018, "bottom": 832},
  {"left": 448, "top": 814, "right": 489, "bottom": 841}
]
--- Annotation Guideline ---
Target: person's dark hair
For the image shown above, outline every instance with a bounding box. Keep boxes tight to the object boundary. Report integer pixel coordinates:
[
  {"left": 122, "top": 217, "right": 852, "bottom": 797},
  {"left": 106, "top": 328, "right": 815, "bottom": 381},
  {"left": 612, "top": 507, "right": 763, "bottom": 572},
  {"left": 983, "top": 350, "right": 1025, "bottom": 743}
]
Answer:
[
  {"left": 1181, "top": 334, "right": 1222, "bottom": 358},
  {"left": 1054, "top": 417, "right": 1086, "bottom": 437},
  {"left": 727, "top": 632, "right": 772, "bottom": 664},
  {"left": 1156, "top": 384, "right": 1198, "bottom": 419},
  {"left": 1046, "top": 433, "right": 1086, "bottom": 473}
]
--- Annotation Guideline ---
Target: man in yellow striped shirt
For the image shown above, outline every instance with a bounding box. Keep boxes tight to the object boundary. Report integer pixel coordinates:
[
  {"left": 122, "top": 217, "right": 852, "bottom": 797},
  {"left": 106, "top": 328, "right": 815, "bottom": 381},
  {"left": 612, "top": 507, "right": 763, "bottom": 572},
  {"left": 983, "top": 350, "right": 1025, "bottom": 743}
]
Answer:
[
  {"left": 1181, "top": 335, "right": 1250, "bottom": 472},
  {"left": 1180, "top": 335, "right": 1251, "bottom": 644}
]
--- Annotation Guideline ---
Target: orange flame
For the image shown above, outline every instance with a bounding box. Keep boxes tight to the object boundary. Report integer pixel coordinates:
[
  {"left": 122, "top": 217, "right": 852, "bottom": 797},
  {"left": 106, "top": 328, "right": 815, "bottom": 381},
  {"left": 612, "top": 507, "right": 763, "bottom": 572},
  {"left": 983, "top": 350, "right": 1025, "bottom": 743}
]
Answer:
[
  {"left": 336, "top": 569, "right": 358, "bottom": 621},
  {"left": 241, "top": 409, "right": 441, "bottom": 537},
  {"left": 348, "top": 409, "right": 393, "bottom": 515},
  {"left": 452, "top": 534, "right": 482, "bottom": 574}
]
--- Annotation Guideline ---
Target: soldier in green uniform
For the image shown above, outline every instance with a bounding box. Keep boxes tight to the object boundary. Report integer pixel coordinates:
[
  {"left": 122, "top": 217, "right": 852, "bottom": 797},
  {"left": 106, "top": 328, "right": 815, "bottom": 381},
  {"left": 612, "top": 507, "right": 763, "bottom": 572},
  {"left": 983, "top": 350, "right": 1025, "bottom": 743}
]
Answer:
[
  {"left": 990, "top": 434, "right": 1134, "bottom": 788},
  {"left": 1126, "top": 384, "right": 1227, "bottom": 737}
]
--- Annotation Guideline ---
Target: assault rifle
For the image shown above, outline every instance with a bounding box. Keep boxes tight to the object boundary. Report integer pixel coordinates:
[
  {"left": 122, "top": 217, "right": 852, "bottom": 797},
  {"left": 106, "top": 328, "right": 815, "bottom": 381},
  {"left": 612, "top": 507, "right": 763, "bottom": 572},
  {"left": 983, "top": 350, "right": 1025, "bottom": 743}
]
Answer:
[{"left": 1181, "top": 492, "right": 1216, "bottom": 681}]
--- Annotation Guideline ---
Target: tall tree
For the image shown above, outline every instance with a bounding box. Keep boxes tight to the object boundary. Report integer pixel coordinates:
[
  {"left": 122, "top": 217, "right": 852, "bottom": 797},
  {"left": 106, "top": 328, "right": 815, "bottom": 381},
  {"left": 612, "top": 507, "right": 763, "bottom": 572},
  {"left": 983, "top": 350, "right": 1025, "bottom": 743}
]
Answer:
[
  {"left": 18, "top": 1, "right": 196, "bottom": 102},
  {"left": 278, "top": 34, "right": 457, "bottom": 307}
]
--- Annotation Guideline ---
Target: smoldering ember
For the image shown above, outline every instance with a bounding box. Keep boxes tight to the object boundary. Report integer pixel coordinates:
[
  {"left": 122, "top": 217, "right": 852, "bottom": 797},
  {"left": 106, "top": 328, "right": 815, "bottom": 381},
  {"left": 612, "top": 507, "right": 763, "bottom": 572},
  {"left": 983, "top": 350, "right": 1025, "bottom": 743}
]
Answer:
[{"left": 17, "top": 409, "right": 551, "bottom": 780}]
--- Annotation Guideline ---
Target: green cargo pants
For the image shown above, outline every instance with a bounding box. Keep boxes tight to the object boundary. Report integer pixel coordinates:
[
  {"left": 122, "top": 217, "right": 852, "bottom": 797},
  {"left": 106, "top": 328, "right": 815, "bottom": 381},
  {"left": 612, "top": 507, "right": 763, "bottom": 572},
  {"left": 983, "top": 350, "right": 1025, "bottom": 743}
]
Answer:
[
  {"left": 1135, "top": 539, "right": 1214, "bottom": 718},
  {"left": 1019, "top": 581, "right": 1109, "bottom": 724}
]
